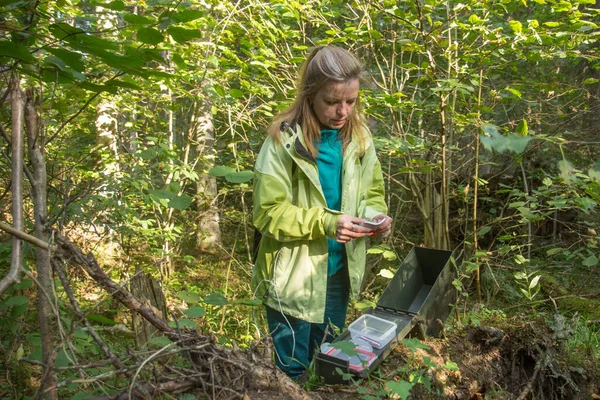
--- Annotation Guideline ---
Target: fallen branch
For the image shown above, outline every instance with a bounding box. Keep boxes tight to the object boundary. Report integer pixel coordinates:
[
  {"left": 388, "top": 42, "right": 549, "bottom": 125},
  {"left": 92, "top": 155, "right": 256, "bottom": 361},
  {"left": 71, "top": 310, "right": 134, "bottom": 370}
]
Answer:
[{"left": 52, "top": 229, "right": 313, "bottom": 400}]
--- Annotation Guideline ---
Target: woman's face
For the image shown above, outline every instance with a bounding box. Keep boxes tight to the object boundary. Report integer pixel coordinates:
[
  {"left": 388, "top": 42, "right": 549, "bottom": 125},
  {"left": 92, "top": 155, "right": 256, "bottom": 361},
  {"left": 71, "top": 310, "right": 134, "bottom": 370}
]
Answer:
[{"left": 312, "top": 79, "right": 359, "bottom": 130}]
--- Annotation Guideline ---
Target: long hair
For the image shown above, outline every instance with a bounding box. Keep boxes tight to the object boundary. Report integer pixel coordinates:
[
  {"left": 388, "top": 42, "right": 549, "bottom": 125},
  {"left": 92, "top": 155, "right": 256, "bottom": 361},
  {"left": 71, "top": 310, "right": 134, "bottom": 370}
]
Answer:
[{"left": 268, "top": 46, "right": 367, "bottom": 157}]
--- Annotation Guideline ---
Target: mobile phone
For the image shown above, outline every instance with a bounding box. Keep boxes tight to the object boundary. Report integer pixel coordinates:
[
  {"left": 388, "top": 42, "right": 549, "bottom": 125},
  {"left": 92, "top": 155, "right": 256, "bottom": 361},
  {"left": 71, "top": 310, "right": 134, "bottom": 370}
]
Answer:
[{"left": 360, "top": 219, "right": 384, "bottom": 229}]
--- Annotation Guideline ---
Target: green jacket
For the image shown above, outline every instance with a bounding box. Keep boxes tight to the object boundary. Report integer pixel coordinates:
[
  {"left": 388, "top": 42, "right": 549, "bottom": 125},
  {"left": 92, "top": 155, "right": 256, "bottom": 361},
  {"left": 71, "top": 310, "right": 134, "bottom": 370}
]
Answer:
[{"left": 252, "top": 123, "right": 387, "bottom": 323}]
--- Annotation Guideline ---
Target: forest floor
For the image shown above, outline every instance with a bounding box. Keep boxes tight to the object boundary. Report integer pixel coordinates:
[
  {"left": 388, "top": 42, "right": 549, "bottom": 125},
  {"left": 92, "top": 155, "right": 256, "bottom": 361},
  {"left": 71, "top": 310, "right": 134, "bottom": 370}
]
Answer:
[{"left": 305, "top": 319, "right": 600, "bottom": 400}]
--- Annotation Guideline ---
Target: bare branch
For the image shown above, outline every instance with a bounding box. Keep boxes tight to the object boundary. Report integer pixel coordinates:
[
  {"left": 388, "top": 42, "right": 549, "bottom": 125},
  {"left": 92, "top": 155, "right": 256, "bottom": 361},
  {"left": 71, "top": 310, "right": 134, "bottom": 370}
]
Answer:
[{"left": 0, "top": 222, "right": 55, "bottom": 251}]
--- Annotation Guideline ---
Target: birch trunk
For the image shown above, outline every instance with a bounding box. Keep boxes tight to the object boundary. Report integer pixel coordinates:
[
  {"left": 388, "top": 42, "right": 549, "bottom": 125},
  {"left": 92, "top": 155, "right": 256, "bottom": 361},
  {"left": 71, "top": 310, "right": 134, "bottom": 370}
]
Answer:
[{"left": 25, "top": 88, "right": 57, "bottom": 400}]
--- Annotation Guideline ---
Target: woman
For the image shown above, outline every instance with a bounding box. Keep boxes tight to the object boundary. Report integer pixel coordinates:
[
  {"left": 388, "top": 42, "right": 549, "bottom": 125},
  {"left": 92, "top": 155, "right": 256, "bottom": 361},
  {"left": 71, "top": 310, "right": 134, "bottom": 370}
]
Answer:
[{"left": 252, "top": 45, "right": 391, "bottom": 378}]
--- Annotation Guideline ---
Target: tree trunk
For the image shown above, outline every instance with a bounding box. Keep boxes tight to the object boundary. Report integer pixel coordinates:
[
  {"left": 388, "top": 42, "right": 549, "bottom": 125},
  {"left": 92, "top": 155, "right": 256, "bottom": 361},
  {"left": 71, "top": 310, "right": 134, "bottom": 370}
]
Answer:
[
  {"left": 193, "top": 98, "right": 221, "bottom": 251},
  {"left": 130, "top": 272, "right": 168, "bottom": 348},
  {"left": 25, "top": 88, "right": 57, "bottom": 400},
  {"left": 0, "top": 76, "right": 25, "bottom": 297}
]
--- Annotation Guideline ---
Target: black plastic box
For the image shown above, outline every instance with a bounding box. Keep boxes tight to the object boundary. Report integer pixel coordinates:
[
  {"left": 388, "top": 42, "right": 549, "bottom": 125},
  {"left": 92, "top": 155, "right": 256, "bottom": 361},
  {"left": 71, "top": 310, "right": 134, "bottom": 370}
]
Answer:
[{"left": 316, "top": 247, "right": 456, "bottom": 384}]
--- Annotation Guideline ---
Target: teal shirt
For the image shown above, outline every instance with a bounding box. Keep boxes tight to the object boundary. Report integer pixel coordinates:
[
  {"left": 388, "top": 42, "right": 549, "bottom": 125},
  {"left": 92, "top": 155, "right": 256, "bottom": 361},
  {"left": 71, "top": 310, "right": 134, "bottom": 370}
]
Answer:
[{"left": 316, "top": 129, "right": 346, "bottom": 276}]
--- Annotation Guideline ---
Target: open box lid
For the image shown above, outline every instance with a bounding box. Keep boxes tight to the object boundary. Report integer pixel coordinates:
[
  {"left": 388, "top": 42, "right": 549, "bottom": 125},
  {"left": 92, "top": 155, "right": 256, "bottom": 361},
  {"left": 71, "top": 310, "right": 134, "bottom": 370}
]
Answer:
[{"left": 376, "top": 247, "right": 454, "bottom": 317}]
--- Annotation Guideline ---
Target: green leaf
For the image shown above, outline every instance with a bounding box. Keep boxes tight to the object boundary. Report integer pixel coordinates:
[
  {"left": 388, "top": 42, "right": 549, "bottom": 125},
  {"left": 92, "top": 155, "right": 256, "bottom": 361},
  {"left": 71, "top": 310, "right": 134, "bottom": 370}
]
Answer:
[
  {"left": 378, "top": 269, "right": 395, "bottom": 279},
  {"left": 105, "top": 0, "right": 124, "bottom": 10},
  {"left": 558, "top": 160, "right": 576, "bottom": 182},
  {"left": 1, "top": 295, "right": 29, "bottom": 308},
  {"left": 516, "top": 119, "right": 528, "bottom": 136},
  {"left": 225, "top": 171, "right": 253, "bottom": 183},
  {"left": 529, "top": 275, "right": 541, "bottom": 289},
  {"left": 509, "top": 20, "right": 523, "bottom": 33},
  {"left": 55, "top": 348, "right": 70, "bottom": 368},
  {"left": 477, "top": 226, "right": 492, "bottom": 237},
  {"left": 183, "top": 306, "right": 206, "bottom": 318},
  {"left": 172, "top": 10, "right": 205, "bottom": 23},
  {"left": 574, "top": 197, "right": 596, "bottom": 213},
  {"left": 400, "top": 338, "right": 430, "bottom": 351},
  {"left": 10, "top": 302, "right": 28, "bottom": 318},
  {"left": 383, "top": 250, "right": 397, "bottom": 261},
  {"left": 0, "top": 41, "right": 36, "bottom": 62},
  {"left": 178, "top": 290, "right": 201, "bottom": 304},
  {"left": 444, "top": 361, "right": 460, "bottom": 370},
  {"left": 173, "top": 318, "right": 197, "bottom": 329},
  {"left": 385, "top": 380, "right": 414, "bottom": 399},
  {"left": 468, "top": 14, "right": 480, "bottom": 24},
  {"left": 12, "top": 279, "right": 32, "bottom": 291},
  {"left": 367, "top": 247, "right": 384, "bottom": 255},
  {"left": 353, "top": 300, "right": 376, "bottom": 311},
  {"left": 137, "top": 27, "right": 163, "bottom": 45},
  {"left": 480, "top": 124, "right": 533, "bottom": 154},
  {"left": 87, "top": 314, "right": 117, "bottom": 325},
  {"left": 149, "top": 189, "right": 175, "bottom": 200},
  {"left": 49, "top": 23, "right": 86, "bottom": 41},
  {"left": 148, "top": 336, "right": 172, "bottom": 347},
  {"left": 104, "top": 80, "right": 143, "bottom": 91},
  {"left": 583, "top": 78, "right": 599, "bottom": 85},
  {"left": 229, "top": 88, "right": 244, "bottom": 98},
  {"left": 45, "top": 47, "right": 85, "bottom": 72},
  {"left": 167, "top": 26, "right": 202, "bottom": 43},
  {"left": 331, "top": 340, "right": 359, "bottom": 356},
  {"left": 123, "top": 13, "right": 154, "bottom": 25},
  {"left": 0, "top": 0, "right": 25, "bottom": 6},
  {"left": 547, "top": 248, "right": 563, "bottom": 256},
  {"left": 209, "top": 165, "right": 236, "bottom": 177},
  {"left": 204, "top": 293, "right": 228, "bottom": 306},
  {"left": 168, "top": 194, "right": 193, "bottom": 210},
  {"left": 582, "top": 255, "right": 598, "bottom": 267},
  {"left": 234, "top": 299, "right": 263, "bottom": 307},
  {"left": 464, "top": 261, "right": 479, "bottom": 273},
  {"left": 172, "top": 53, "right": 187, "bottom": 69}
]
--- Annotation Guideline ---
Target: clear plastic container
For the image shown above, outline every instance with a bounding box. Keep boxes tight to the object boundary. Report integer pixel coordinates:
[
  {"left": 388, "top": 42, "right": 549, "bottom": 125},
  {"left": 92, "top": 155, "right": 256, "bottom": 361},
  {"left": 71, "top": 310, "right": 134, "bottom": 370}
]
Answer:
[{"left": 348, "top": 314, "right": 397, "bottom": 349}]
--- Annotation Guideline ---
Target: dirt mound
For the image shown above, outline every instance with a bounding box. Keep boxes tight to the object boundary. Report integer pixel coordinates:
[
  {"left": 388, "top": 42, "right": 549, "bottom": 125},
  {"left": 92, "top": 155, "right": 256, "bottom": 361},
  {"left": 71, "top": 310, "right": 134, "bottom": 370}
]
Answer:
[{"left": 311, "top": 319, "right": 599, "bottom": 400}]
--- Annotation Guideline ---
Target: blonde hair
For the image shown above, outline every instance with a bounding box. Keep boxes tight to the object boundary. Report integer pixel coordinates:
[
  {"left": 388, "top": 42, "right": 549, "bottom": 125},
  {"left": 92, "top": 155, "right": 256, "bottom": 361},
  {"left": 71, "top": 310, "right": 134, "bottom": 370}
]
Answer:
[{"left": 268, "top": 46, "right": 366, "bottom": 157}]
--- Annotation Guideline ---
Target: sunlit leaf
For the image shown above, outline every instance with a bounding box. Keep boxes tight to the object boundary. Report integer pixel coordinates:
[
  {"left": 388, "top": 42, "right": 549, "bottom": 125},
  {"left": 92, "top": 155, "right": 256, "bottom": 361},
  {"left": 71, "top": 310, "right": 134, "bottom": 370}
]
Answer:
[
  {"left": 378, "top": 269, "right": 395, "bottom": 279},
  {"left": 385, "top": 380, "right": 414, "bottom": 399},
  {"left": 178, "top": 291, "right": 201, "bottom": 304},
  {"left": 558, "top": 160, "right": 576, "bottom": 182},
  {"left": 444, "top": 361, "right": 460, "bottom": 370},
  {"left": 400, "top": 337, "right": 430, "bottom": 351},
  {"left": 509, "top": 20, "right": 523, "bottom": 33},
  {"left": 529, "top": 275, "right": 541, "bottom": 289},
  {"left": 480, "top": 124, "right": 532, "bottom": 154}
]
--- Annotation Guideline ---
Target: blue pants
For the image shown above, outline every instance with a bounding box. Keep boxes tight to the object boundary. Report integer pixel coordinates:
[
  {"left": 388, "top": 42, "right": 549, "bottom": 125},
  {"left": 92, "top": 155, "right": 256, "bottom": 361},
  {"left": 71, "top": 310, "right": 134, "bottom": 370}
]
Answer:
[{"left": 266, "top": 267, "right": 350, "bottom": 378}]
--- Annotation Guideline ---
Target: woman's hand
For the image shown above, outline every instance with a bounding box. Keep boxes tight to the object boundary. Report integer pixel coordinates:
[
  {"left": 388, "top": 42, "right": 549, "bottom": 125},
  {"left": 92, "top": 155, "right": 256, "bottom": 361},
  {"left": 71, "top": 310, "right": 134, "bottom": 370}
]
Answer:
[
  {"left": 334, "top": 214, "right": 373, "bottom": 244},
  {"left": 370, "top": 215, "right": 392, "bottom": 237}
]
